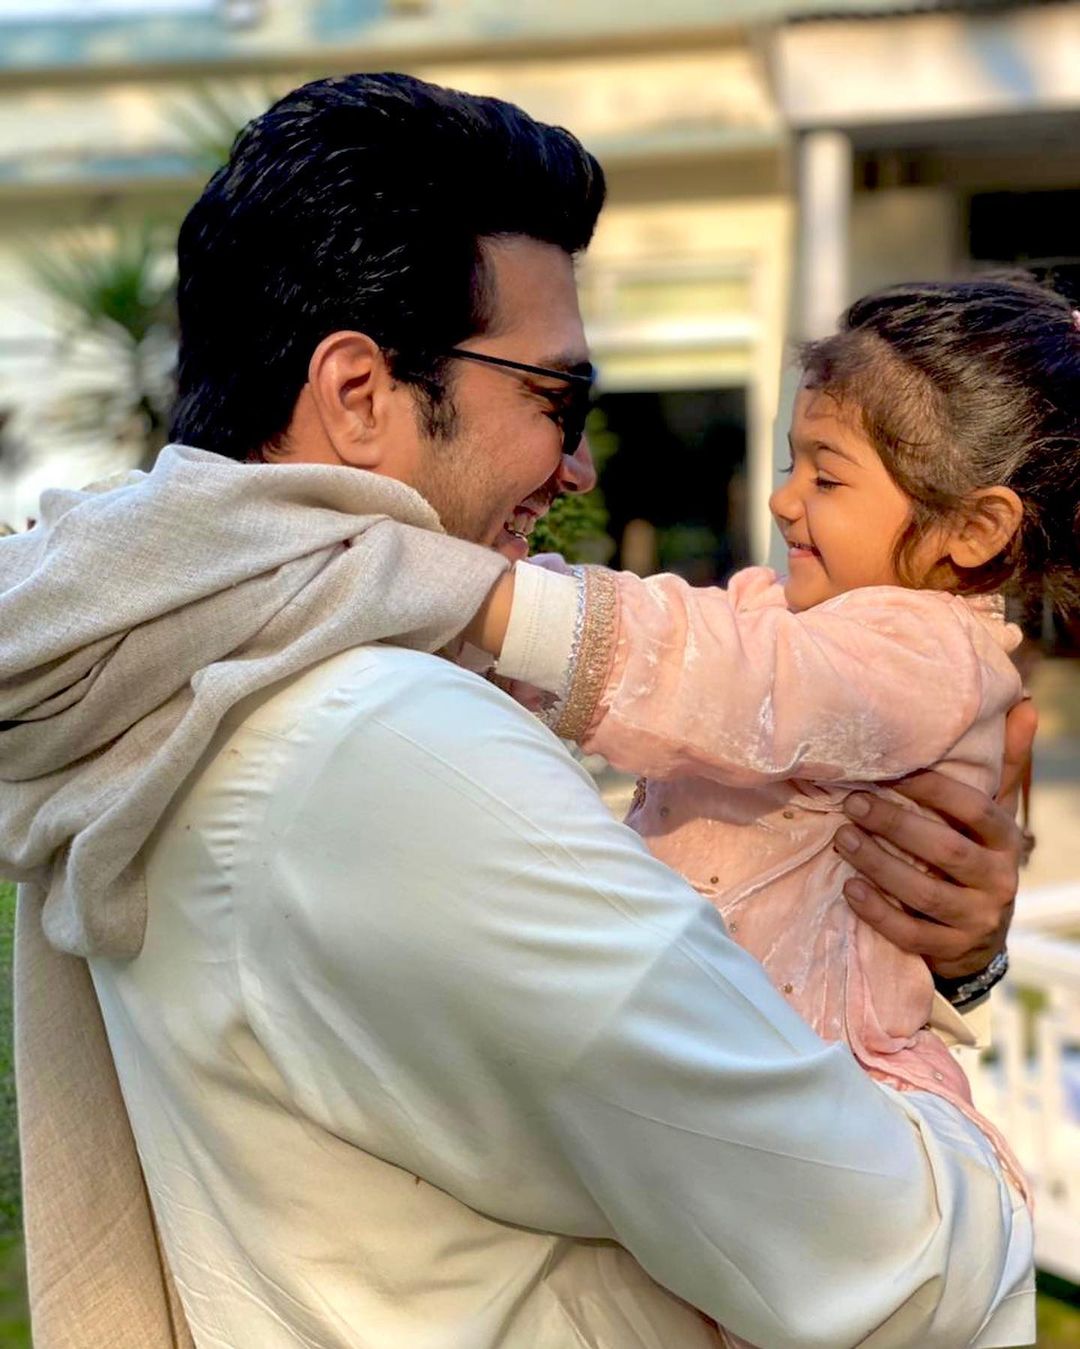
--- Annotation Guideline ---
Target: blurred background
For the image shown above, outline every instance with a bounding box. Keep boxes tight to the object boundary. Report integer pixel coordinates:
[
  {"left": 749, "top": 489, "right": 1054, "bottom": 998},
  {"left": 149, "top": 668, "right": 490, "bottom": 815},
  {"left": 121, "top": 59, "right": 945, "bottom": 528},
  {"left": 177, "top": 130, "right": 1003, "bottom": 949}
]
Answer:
[{"left": 0, "top": 0, "right": 1078, "bottom": 1343}]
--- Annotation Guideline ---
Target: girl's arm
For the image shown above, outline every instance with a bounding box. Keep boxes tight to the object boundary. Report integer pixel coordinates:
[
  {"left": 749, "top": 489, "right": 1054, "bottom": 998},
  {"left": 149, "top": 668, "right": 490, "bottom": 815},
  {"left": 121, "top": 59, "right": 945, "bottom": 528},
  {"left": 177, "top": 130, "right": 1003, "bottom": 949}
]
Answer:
[
  {"left": 463, "top": 571, "right": 516, "bottom": 656},
  {"left": 483, "top": 561, "right": 1010, "bottom": 787}
]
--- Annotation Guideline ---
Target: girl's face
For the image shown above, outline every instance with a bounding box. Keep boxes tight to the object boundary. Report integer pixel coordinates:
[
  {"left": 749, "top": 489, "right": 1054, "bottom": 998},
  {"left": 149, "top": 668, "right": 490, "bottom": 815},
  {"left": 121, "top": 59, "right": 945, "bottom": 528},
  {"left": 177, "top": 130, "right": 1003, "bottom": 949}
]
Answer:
[{"left": 770, "top": 384, "right": 916, "bottom": 612}]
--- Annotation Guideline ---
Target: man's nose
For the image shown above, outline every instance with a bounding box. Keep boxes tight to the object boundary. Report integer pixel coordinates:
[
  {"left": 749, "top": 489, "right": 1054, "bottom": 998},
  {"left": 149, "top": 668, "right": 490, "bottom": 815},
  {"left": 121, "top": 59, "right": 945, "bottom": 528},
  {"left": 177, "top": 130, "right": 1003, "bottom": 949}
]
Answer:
[{"left": 557, "top": 436, "right": 597, "bottom": 495}]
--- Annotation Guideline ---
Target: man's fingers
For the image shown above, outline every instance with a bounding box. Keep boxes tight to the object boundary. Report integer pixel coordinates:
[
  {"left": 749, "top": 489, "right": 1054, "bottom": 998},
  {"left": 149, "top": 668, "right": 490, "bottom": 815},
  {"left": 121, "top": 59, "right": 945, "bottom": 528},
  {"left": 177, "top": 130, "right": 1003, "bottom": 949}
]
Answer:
[
  {"left": 838, "top": 774, "right": 1021, "bottom": 977},
  {"left": 840, "top": 784, "right": 1016, "bottom": 888},
  {"left": 833, "top": 824, "right": 973, "bottom": 925},
  {"left": 999, "top": 697, "right": 1037, "bottom": 813},
  {"left": 842, "top": 879, "right": 970, "bottom": 960},
  {"left": 883, "top": 770, "right": 1022, "bottom": 854}
]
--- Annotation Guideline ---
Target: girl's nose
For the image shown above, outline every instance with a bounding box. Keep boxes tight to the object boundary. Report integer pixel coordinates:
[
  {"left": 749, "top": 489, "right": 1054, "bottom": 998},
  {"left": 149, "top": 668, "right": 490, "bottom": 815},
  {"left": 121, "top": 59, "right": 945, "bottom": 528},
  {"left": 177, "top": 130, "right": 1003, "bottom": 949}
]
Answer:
[
  {"left": 557, "top": 436, "right": 597, "bottom": 495},
  {"left": 769, "top": 477, "right": 800, "bottom": 526}
]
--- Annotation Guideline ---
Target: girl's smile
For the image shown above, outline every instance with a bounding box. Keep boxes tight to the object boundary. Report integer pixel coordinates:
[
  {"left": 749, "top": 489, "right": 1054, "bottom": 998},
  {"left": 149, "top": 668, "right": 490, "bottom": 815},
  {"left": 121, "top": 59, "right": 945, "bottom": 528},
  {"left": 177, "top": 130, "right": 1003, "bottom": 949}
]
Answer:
[{"left": 785, "top": 541, "right": 821, "bottom": 563}]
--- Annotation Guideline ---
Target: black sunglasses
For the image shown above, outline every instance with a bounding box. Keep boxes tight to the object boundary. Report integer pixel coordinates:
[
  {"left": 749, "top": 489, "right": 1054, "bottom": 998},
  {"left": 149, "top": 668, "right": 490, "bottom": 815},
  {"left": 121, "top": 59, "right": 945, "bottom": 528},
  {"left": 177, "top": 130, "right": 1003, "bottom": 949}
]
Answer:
[{"left": 443, "top": 348, "right": 596, "bottom": 458}]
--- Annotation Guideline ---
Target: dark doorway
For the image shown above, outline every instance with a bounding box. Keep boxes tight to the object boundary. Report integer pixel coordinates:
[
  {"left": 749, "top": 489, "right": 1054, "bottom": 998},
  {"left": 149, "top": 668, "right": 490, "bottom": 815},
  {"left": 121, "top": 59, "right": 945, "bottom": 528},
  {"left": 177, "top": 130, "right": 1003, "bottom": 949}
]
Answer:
[
  {"left": 595, "top": 387, "right": 748, "bottom": 585},
  {"left": 969, "top": 188, "right": 1080, "bottom": 295}
]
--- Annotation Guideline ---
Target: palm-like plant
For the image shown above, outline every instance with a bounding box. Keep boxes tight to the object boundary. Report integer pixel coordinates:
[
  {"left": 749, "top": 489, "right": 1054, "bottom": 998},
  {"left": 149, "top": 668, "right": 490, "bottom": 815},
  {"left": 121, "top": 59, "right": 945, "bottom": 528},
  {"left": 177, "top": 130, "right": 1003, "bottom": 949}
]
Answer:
[
  {"left": 24, "top": 86, "right": 278, "bottom": 472},
  {"left": 169, "top": 81, "right": 276, "bottom": 173},
  {"left": 26, "top": 224, "right": 178, "bottom": 469}
]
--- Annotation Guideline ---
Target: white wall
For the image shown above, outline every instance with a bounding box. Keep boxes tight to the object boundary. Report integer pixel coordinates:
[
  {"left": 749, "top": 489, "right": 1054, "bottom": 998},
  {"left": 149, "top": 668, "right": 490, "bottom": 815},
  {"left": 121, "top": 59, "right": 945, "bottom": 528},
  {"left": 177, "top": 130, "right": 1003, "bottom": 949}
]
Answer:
[{"left": 850, "top": 186, "right": 963, "bottom": 300}]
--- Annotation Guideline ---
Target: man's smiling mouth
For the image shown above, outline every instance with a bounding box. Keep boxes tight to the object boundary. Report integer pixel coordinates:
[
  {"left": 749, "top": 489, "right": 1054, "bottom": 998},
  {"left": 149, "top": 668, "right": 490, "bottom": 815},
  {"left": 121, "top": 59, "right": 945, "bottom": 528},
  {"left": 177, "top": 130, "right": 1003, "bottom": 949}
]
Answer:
[{"left": 503, "top": 491, "right": 556, "bottom": 543}]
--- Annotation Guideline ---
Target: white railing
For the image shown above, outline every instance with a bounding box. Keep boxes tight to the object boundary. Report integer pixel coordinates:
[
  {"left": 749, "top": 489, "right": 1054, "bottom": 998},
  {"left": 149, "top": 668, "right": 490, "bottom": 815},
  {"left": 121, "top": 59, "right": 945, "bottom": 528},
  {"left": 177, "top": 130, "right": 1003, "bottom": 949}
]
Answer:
[{"left": 967, "top": 886, "right": 1080, "bottom": 1283}]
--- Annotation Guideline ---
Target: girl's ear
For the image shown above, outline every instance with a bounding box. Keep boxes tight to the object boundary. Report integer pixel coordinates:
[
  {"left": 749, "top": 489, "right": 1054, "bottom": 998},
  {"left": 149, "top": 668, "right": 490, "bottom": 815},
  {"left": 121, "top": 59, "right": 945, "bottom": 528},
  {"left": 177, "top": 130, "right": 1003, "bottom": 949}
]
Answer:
[{"left": 945, "top": 487, "right": 1024, "bottom": 570}]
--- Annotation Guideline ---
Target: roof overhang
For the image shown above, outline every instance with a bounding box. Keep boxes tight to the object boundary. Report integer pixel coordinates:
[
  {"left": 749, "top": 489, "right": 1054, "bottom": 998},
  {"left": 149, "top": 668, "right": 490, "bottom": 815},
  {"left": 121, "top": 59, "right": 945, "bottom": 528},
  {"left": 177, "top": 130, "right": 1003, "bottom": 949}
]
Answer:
[{"left": 772, "top": 0, "right": 1080, "bottom": 130}]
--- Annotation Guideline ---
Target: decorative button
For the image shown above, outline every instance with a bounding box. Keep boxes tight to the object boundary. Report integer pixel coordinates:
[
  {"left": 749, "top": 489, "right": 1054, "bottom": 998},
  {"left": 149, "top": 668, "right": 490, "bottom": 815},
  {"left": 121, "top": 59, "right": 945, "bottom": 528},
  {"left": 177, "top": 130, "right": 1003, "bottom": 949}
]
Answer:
[
  {"left": 782, "top": 983, "right": 794, "bottom": 994},
  {"left": 933, "top": 1071, "right": 945, "bottom": 1082},
  {"left": 782, "top": 809, "right": 795, "bottom": 820},
  {"left": 728, "top": 921, "right": 738, "bottom": 933},
  {"left": 709, "top": 875, "right": 719, "bottom": 885}
]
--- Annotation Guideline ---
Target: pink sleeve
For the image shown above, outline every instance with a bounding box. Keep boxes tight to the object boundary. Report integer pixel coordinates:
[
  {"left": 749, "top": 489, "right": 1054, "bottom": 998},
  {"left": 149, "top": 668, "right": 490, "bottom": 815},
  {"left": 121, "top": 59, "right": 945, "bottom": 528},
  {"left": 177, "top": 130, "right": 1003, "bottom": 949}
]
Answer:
[{"left": 557, "top": 566, "right": 988, "bottom": 786}]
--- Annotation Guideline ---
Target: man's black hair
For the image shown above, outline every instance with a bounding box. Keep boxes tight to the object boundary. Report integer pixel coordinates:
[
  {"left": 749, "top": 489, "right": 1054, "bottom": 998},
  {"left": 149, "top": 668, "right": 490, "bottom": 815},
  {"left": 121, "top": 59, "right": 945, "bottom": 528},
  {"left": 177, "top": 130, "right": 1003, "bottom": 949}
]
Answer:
[{"left": 169, "top": 72, "right": 606, "bottom": 459}]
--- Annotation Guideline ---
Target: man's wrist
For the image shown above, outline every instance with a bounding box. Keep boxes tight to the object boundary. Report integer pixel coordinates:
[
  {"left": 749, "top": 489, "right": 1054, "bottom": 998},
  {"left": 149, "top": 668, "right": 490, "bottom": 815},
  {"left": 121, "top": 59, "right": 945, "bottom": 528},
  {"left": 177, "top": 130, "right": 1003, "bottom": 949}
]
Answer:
[{"left": 932, "top": 949, "right": 1009, "bottom": 1008}]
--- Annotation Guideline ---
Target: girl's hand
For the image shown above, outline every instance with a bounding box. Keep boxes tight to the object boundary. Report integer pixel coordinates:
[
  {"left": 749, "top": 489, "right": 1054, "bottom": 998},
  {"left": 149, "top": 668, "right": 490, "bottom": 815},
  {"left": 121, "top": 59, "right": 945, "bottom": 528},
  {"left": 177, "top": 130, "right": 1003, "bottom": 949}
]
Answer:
[
  {"left": 832, "top": 700, "right": 1037, "bottom": 979},
  {"left": 463, "top": 572, "right": 516, "bottom": 658},
  {"left": 529, "top": 552, "right": 574, "bottom": 575}
]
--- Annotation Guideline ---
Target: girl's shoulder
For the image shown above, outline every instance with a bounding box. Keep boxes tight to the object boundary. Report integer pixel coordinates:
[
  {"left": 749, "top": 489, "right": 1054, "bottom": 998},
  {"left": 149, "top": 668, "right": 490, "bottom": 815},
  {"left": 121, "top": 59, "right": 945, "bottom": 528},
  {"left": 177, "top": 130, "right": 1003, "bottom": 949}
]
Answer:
[
  {"left": 814, "top": 587, "right": 1023, "bottom": 711},
  {"left": 719, "top": 574, "right": 1020, "bottom": 672},
  {"left": 726, "top": 565, "right": 788, "bottom": 609},
  {"left": 727, "top": 571, "right": 989, "bottom": 636},
  {"left": 816, "top": 584, "right": 1020, "bottom": 651},
  {"left": 815, "top": 582, "right": 956, "bottom": 619}
]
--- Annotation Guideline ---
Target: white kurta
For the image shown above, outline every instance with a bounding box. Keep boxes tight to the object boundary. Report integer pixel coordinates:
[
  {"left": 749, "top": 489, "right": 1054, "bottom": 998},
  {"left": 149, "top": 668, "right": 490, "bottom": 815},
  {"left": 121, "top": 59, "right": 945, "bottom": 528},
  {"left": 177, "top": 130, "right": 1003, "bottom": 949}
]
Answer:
[{"left": 90, "top": 645, "right": 1034, "bottom": 1349}]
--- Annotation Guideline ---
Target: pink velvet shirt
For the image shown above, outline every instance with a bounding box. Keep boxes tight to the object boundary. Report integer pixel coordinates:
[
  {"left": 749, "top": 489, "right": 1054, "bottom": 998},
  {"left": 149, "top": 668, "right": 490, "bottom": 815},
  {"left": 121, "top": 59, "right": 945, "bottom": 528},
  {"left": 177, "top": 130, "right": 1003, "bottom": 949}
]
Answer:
[{"left": 540, "top": 564, "right": 1029, "bottom": 1203}]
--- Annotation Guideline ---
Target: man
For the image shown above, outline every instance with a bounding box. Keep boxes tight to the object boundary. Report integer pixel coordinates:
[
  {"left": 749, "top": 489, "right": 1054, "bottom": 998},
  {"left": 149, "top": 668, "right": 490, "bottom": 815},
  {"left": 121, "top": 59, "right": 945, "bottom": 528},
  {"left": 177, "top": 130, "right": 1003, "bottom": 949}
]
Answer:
[{"left": 11, "top": 75, "right": 1033, "bottom": 1347}]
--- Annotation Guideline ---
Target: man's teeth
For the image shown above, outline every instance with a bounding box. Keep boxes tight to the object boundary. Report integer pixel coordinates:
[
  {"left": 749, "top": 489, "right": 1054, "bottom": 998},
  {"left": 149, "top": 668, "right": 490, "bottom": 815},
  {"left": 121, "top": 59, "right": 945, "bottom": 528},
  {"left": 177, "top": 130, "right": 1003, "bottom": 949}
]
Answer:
[{"left": 504, "top": 511, "right": 535, "bottom": 540}]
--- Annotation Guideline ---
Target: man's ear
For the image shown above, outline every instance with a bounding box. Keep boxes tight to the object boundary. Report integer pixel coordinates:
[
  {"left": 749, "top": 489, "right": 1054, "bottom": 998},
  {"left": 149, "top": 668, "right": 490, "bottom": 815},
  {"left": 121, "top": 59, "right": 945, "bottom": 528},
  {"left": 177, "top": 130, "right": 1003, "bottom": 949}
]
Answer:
[
  {"left": 945, "top": 487, "right": 1024, "bottom": 570},
  {"left": 306, "top": 330, "right": 395, "bottom": 469}
]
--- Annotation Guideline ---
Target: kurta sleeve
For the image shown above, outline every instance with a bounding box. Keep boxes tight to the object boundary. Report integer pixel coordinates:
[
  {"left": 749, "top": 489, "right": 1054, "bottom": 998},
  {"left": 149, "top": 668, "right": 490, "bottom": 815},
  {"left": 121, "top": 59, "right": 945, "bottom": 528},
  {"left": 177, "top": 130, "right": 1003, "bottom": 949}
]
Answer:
[
  {"left": 239, "top": 655, "right": 1032, "bottom": 1349},
  {"left": 541, "top": 565, "right": 1000, "bottom": 786},
  {"left": 494, "top": 557, "right": 581, "bottom": 711}
]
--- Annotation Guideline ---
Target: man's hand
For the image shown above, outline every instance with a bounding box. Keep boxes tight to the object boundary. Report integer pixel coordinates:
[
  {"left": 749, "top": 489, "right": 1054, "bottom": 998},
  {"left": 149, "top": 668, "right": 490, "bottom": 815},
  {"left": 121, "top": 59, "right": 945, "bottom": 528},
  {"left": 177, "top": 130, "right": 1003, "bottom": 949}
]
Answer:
[{"left": 834, "top": 699, "right": 1037, "bottom": 979}]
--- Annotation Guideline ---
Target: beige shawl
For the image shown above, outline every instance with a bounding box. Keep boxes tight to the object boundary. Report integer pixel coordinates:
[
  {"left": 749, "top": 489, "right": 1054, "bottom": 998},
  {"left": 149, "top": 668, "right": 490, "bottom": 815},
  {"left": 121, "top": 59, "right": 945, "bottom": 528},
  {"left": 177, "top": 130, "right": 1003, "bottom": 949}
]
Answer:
[{"left": 0, "top": 444, "right": 508, "bottom": 1347}]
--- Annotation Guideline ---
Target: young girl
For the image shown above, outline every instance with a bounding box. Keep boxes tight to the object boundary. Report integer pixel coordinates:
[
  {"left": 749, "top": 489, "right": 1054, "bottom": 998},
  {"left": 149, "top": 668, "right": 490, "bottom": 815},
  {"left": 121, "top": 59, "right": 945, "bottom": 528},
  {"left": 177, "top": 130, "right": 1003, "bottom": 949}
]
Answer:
[{"left": 469, "top": 276, "right": 1080, "bottom": 1227}]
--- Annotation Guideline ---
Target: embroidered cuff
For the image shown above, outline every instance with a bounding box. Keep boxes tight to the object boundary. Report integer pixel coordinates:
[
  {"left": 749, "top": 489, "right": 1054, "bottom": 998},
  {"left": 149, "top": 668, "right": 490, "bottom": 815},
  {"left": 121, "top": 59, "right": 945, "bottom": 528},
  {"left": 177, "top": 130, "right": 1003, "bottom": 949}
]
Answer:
[
  {"left": 495, "top": 560, "right": 580, "bottom": 696},
  {"left": 554, "top": 566, "right": 618, "bottom": 744}
]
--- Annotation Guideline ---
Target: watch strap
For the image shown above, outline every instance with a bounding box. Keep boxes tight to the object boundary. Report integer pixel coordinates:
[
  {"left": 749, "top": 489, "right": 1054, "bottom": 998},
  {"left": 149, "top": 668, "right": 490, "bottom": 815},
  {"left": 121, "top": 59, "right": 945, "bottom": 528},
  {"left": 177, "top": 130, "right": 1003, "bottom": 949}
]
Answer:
[{"left": 932, "top": 949, "right": 1009, "bottom": 1009}]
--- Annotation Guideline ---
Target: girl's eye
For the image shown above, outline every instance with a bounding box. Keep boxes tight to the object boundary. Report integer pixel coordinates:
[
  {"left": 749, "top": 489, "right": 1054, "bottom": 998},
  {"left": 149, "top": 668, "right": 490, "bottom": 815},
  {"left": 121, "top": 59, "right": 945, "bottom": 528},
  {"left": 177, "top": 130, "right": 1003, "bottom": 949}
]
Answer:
[
  {"left": 779, "top": 461, "right": 794, "bottom": 476},
  {"left": 814, "top": 476, "right": 841, "bottom": 491}
]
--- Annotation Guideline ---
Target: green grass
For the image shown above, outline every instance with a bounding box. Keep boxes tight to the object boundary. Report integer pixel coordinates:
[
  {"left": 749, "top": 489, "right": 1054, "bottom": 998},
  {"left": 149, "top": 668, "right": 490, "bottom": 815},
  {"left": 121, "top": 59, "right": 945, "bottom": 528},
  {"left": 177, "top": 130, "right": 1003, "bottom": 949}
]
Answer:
[
  {"left": 0, "top": 884, "right": 28, "bottom": 1348},
  {"left": 0, "top": 1238, "right": 28, "bottom": 1349},
  {"left": 1038, "top": 1273, "right": 1080, "bottom": 1346},
  {"left": 0, "top": 881, "right": 1077, "bottom": 1345},
  {"left": 0, "top": 889, "right": 19, "bottom": 1238}
]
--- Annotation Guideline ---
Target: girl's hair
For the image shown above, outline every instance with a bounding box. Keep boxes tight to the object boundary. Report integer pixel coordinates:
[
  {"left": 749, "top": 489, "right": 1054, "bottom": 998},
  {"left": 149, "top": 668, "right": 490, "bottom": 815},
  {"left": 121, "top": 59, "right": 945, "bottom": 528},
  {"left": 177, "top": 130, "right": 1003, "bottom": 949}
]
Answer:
[{"left": 799, "top": 274, "right": 1080, "bottom": 613}]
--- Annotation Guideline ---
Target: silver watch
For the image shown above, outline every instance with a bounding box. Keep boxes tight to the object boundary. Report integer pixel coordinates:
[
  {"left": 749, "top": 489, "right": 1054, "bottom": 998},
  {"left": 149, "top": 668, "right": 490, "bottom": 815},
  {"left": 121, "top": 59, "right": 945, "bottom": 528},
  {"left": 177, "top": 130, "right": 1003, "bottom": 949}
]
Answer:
[{"left": 934, "top": 949, "right": 1009, "bottom": 1008}]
